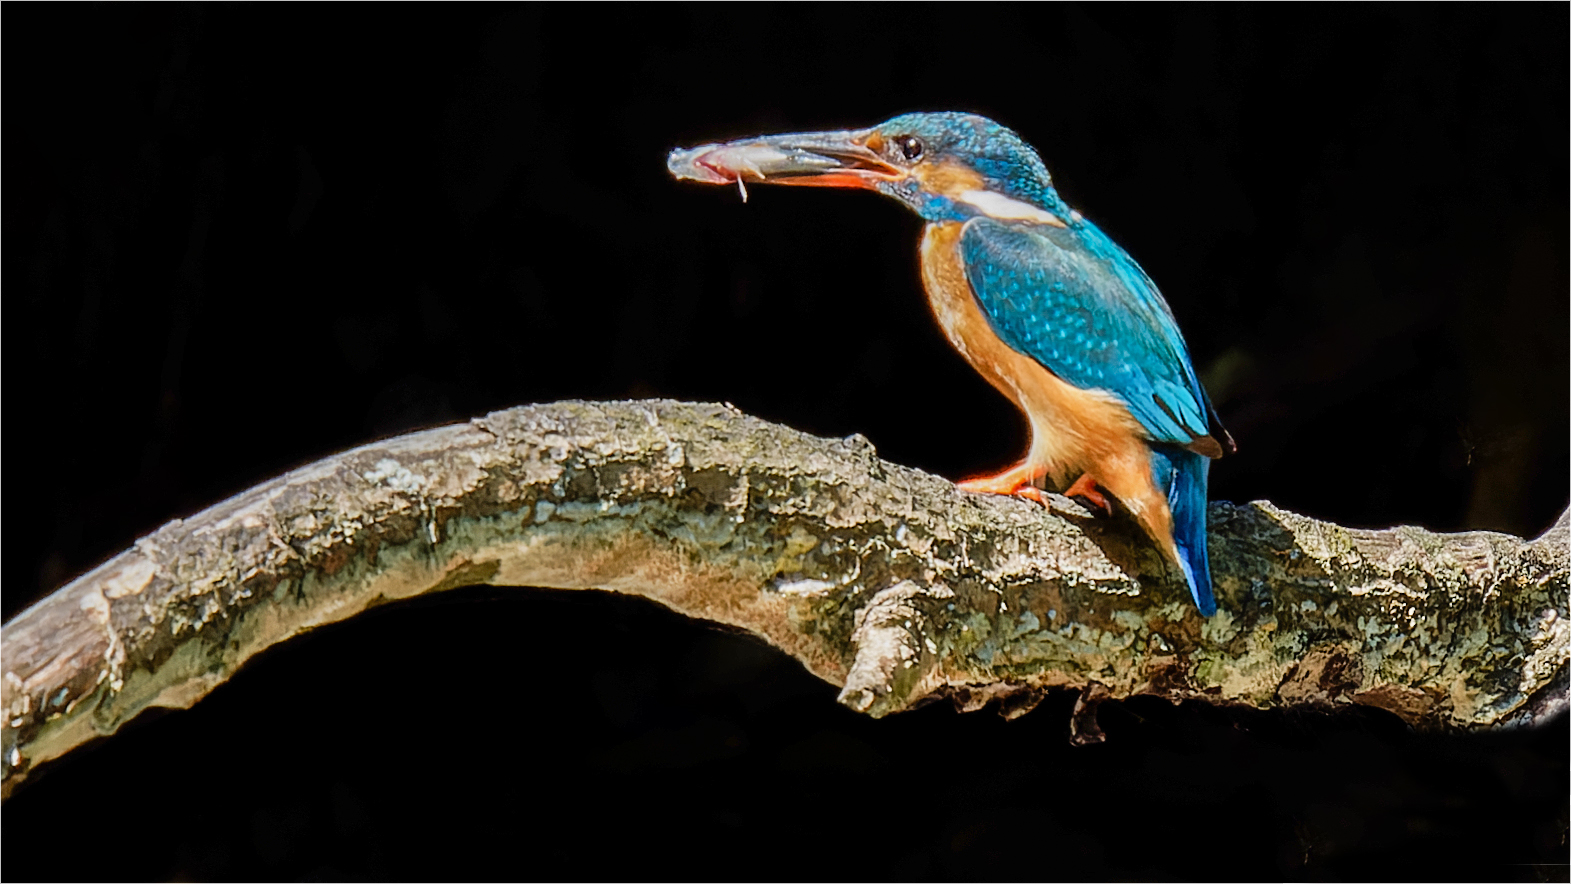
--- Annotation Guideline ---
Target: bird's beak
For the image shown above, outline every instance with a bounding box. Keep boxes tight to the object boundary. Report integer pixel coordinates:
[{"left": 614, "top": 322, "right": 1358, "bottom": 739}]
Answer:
[{"left": 667, "top": 129, "right": 904, "bottom": 195}]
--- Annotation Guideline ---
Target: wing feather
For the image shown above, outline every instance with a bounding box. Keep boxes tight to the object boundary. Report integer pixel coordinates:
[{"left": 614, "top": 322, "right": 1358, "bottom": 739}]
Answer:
[{"left": 958, "top": 216, "right": 1226, "bottom": 451}]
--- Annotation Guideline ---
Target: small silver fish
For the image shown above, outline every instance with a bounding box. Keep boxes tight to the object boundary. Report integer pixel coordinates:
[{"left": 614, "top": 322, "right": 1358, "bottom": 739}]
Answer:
[{"left": 667, "top": 138, "right": 847, "bottom": 202}]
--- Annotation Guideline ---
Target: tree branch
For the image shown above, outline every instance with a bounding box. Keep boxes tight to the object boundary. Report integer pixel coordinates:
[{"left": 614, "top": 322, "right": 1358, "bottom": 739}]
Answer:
[{"left": 3, "top": 400, "right": 1565, "bottom": 799}]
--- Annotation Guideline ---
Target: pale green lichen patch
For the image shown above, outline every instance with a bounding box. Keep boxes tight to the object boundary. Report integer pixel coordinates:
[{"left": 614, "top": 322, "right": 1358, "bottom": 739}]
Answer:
[{"left": 4, "top": 402, "right": 1565, "bottom": 799}]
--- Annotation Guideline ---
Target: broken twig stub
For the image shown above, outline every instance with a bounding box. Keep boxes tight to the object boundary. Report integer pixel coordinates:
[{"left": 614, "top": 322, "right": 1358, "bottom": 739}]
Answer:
[{"left": 2, "top": 400, "right": 1565, "bottom": 799}]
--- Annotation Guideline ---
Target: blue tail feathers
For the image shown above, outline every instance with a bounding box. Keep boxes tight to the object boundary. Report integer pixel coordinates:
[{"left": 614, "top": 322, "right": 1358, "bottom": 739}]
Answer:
[{"left": 1149, "top": 446, "right": 1216, "bottom": 616}]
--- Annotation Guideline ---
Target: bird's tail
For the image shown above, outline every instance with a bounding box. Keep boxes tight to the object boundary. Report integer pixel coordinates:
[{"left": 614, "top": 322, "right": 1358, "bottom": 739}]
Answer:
[{"left": 1149, "top": 446, "right": 1216, "bottom": 616}]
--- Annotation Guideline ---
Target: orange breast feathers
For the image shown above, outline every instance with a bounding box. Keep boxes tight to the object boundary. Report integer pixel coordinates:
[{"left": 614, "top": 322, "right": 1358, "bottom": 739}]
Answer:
[{"left": 918, "top": 222, "right": 1176, "bottom": 546}]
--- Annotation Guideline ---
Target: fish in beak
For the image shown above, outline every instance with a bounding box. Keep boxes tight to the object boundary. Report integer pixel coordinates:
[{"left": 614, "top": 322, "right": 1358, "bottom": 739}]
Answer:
[{"left": 667, "top": 129, "right": 904, "bottom": 201}]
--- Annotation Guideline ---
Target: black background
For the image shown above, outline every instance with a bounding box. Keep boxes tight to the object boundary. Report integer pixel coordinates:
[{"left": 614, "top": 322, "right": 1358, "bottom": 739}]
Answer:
[{"left": 5, "top": 4, "right": 1567, "bottom": 881}]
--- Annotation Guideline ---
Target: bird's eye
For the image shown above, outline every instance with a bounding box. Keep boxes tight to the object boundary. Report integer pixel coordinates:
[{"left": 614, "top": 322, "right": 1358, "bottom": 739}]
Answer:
[{"left": 897, "top": 135, "right": 925, "bottom": 161}]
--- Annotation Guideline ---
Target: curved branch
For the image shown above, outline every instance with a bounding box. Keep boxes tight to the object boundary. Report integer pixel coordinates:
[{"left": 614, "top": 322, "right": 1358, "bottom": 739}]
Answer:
[{"left": 3, "top": 400, "right": 1565, "bottom": 799}]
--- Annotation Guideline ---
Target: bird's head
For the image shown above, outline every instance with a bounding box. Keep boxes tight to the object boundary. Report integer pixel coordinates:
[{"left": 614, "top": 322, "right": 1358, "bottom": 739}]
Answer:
[{"left": 669, "top": 112, "right": 1067, "bottom": 226}]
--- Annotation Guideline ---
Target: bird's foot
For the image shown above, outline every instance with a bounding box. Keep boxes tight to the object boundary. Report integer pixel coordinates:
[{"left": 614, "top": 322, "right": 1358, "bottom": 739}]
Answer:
[
  {"left": 1064, "top": 474, "right": 1113, "bottom": 515},
  {"left": 957, "top": 464, "right": 1048, "bottom": 506}
]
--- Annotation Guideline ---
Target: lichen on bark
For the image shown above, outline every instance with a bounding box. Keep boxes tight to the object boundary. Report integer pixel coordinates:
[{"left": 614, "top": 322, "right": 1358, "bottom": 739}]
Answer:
[{"left": 2, "top": 400, "right": 1565, "bottom": 800}]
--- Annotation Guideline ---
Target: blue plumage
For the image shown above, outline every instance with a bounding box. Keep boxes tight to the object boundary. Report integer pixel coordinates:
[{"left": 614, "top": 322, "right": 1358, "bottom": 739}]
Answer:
[
  {"left": 958, "top": 217, "right": 1213, "bottom": 447},
  {"left": 879, "top": 111, "right": 1061, "bottom": 209},
  {"left": 1148, "top": 446, "right": 1217, "bottom": 615},
  {"left": 959, "top": 216, "right": 1223, "bottom": 613},
  {"left": 668, "top": 111, "right": 1234, "bottom": 615}
]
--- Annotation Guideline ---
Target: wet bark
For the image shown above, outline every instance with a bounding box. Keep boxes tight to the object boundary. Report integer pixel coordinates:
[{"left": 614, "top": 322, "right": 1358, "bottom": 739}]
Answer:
[{"left": 3, "top": 400, "right": 1565, "bottom": 800}]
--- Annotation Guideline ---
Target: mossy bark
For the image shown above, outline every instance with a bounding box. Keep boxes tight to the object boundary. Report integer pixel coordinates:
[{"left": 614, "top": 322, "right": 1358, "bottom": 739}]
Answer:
[{"left": 3, "top": 400, "right": 1565, "bottom": 800}]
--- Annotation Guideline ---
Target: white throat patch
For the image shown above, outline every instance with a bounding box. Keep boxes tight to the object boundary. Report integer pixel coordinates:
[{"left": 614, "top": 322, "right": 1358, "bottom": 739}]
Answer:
[{"left": 956, "top": 190, "right": 1067, "bottom": 227}]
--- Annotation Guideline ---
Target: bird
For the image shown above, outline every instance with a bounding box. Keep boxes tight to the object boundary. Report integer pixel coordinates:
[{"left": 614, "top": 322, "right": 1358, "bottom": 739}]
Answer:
[{"left": 668, "top": 112, "right": 1235, "bottom": 615}]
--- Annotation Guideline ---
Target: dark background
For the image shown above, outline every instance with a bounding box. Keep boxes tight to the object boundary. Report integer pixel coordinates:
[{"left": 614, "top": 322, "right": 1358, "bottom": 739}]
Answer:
[{"left": 5, "top": 4, "right": 1567, "bottom": 880}]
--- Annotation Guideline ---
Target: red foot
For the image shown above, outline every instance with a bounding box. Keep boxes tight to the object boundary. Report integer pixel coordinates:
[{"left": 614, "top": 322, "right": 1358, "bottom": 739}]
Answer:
[
  {"left": 1064, "top": 474, "right": 1113, "bottom": 515},
  {"left": 958, "top": 463, "right": 1048, "bottom": 507}
]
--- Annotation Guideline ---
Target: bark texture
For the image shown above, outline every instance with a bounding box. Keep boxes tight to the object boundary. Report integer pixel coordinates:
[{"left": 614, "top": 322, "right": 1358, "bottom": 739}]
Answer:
[{"left": 3, "top": 400, "right": 1566, "bottom": 799}]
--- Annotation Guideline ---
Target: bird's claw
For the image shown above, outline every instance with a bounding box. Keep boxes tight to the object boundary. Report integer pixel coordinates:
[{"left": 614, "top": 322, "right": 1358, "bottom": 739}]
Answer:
[
  {"left": 1063, "top": 474, "right": 1113, "bottom": 515},
  {"left": 957, "top": 465, "right": 1049, "bottom": 507}
]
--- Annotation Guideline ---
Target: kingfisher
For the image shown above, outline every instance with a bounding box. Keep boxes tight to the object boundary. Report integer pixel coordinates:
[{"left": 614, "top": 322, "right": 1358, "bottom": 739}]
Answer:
[{"left": 668, "top": 112, "right": 1235, "bottom": 615}]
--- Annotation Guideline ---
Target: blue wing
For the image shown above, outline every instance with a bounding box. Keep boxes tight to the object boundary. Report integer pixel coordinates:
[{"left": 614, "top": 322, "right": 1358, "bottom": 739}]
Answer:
[{"left": 958, "top": 216, "right": 1220, "bottom": 450}]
